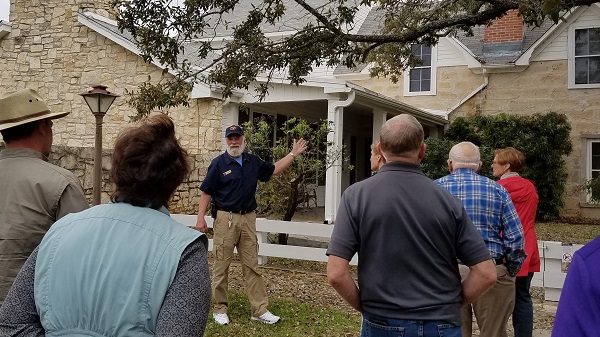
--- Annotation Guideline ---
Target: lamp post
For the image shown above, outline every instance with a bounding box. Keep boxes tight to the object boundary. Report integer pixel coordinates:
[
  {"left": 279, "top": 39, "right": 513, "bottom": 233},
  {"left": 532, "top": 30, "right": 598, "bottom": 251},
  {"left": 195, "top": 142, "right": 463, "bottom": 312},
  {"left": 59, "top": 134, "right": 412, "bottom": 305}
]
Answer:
[{"left": 80, "top": 84, "right": 119, "bottom": 206}]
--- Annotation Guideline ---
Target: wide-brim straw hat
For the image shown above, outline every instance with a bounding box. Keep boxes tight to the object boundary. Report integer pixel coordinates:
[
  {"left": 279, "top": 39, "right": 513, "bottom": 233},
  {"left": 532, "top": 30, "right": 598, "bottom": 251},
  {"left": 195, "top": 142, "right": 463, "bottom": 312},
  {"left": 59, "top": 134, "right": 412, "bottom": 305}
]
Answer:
[{"left": 0, "top": 88, "right": 70, "bottom": 131}]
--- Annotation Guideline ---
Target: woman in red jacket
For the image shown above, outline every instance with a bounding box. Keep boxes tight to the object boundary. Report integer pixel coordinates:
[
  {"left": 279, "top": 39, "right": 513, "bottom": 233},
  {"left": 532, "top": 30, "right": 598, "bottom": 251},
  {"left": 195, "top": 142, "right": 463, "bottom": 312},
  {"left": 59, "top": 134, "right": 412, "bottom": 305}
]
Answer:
[{"left": 492, "top": 147, "right": 540, "bottom": 337}]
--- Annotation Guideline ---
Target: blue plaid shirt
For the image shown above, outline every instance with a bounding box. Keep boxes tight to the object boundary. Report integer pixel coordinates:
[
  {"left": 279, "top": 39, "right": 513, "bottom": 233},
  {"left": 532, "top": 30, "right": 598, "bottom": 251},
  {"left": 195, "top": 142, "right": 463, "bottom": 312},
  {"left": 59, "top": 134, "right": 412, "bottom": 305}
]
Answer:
[{"left": 435, "top": 168, "right": 526, "bottom": 276}]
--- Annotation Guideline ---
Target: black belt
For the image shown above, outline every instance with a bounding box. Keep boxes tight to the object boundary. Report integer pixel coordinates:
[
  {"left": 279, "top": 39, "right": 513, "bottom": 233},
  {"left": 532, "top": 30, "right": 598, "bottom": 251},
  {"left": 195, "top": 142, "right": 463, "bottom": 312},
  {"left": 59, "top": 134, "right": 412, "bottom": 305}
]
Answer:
[
  {"left": 494, "top": 258, "right": 504, "bottom": 266},
  {"left": 215, "top": 207, "right": 254, "bottom": 215}
]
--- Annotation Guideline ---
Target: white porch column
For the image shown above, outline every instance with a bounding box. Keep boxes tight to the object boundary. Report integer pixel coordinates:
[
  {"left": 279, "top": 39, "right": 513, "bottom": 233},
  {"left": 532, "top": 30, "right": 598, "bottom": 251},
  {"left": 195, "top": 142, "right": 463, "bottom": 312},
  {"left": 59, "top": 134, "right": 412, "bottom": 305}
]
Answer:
[
  {"left": 221, "top": 101, "right": 239, "bottom": 151},
  {"left": 372, "top": 108, "right": 387, "bottom": 143},
  {"left": 324, "top": 91, "right": 354, "bottom": 224}
]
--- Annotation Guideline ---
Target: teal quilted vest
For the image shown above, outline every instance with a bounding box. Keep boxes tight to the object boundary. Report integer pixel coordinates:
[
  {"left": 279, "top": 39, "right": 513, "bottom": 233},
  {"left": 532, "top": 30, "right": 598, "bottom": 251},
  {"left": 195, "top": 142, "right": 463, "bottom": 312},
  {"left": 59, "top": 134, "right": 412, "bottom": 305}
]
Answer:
[{"left": 34, "top": 203, "right": 201, "bottom": 336}]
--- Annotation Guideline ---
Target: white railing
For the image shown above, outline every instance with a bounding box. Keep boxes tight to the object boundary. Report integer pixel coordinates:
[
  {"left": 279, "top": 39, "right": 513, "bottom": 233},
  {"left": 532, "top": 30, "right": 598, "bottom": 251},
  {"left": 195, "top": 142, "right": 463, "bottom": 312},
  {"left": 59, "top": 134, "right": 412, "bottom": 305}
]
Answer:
[{"left": 172, "top": 214, "right": 581, "bottom": 302}]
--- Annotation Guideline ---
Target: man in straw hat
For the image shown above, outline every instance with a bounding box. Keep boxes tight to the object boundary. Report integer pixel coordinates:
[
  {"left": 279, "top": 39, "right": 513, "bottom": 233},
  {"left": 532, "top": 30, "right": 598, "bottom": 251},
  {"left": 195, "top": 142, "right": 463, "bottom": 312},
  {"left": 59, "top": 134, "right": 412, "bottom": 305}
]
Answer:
[{"left": 0, "top": 88, "right": 89, "bottom": 305}]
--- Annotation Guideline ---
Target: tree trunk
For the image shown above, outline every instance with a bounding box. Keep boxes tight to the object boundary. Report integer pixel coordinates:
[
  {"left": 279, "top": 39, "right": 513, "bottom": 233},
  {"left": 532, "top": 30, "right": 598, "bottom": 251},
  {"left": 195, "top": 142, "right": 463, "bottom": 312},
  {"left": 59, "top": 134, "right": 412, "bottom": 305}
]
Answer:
[{"left": 278, "top": 175, "right": 304, "bottom": 245}]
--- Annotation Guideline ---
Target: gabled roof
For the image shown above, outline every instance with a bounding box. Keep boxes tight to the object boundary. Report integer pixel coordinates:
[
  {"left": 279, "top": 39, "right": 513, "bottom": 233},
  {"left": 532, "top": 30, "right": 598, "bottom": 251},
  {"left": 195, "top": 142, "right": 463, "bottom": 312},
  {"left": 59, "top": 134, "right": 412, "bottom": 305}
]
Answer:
[
  {"left": 78, "top": 13, "right": 142, "bottom": 59},
  {"left": 78, "top": 12, "right": 216, "bottom": 95},
  {"left": 516, "top": 5, "right": 600, "bottom": 66},
  {"left": 334, "top": 5, "right": 556, "bottom": 69},
  {"left": 206, "top": 0, "right": 326, "bottom": 38},
  {"left": 457, "top": 20, "right": 555, "bottom": 65},
  {"left": 332, "top": 7, "right": 383, "bottom": 75}
]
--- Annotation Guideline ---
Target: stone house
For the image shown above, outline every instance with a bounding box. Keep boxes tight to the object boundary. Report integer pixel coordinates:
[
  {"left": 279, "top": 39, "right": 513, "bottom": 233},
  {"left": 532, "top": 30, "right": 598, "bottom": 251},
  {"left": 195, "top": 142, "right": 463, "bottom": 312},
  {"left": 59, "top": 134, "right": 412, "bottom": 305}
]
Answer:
[
  {"left": 345, "top": 6, "right": 600, "bottom": 220},
  {"left": 1, "top": 0, "right": 599, "bottom": 220},
  {"left": 0, "top": 0, "right": 447, "bottom": 222}
]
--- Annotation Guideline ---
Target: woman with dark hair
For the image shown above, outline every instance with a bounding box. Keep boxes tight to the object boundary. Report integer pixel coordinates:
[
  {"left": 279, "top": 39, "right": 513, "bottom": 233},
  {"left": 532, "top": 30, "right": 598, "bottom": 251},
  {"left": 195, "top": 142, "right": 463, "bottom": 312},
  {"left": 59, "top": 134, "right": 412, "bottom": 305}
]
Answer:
[
  {"left": 492, "top": 147, "right": 539, "bottom": 337},
  {"left": 0, "top": 114, "right": 211, "bottom": 337}
]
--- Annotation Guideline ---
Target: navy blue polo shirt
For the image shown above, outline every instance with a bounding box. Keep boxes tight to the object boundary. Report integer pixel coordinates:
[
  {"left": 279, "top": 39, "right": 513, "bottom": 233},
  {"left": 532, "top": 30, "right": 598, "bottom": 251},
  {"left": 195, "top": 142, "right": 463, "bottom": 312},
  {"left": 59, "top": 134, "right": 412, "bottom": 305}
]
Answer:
[{"left": 200, "top": 152, "right": 275, "bottom": 211}]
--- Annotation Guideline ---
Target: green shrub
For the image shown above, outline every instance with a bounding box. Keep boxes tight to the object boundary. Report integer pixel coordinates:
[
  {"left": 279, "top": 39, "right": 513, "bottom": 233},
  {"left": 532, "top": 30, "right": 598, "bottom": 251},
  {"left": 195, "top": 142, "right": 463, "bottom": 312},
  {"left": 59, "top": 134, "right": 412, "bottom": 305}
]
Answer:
[
  {"left": 423, "top": 112, "right": 572, "bottom": 221},
  {"left": 242, "top": 117, "right": 350, "bottom": 221}
]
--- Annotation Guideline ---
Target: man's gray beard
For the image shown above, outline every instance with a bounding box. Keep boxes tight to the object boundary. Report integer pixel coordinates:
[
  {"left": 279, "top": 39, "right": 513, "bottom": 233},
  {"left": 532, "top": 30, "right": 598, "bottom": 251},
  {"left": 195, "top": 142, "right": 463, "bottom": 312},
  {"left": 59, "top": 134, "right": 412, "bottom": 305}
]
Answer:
[{"left": 226, "top": 142, "right": 245, "bottom": 157}]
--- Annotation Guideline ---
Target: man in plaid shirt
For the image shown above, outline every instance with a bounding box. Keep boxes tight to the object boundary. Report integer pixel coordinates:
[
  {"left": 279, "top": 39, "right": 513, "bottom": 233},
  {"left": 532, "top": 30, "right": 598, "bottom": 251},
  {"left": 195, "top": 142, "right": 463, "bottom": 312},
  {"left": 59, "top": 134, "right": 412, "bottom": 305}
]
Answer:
[{"left": 435, "top": 141, "right": 526, "bottom": 337}]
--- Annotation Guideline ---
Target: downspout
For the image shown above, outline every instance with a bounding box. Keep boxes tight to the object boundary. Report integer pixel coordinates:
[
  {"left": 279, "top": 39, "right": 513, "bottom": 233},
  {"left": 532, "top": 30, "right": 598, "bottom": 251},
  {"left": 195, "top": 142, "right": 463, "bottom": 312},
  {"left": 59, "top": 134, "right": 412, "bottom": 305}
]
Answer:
[
  {"left": 446, "top": 68, "right": 489, "bottom": 117},
  {"left": 324, "top": 89, "right": 355, "bottom": 225},
  {"left": 331, "top": 89, "right": 356, "bottom": 110}
]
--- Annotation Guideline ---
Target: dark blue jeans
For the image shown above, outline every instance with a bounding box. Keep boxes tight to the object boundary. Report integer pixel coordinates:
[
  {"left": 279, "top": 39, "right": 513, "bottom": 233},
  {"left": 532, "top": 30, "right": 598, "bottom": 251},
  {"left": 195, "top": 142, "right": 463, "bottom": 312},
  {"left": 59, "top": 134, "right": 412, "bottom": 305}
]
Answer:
[
  {"left": 512, "top": 272, "right": 534, "bottom": 337},
  {"left": 360, "top": 312, "right": 462, "bottom": 337}
]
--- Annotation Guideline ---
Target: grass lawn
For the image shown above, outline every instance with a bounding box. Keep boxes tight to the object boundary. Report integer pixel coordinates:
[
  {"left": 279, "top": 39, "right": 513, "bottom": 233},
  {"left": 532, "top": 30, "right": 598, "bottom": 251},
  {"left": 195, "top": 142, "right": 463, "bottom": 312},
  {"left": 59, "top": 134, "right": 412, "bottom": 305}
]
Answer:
[
  {"left": 203, "top": 291, "right": 361, "bottom": 337},
  {"left": 199, "top": 220, "right": 600, "bottom": 336},
  {"left": 535, "top": 222, "right": 600, "bottom": 244}
]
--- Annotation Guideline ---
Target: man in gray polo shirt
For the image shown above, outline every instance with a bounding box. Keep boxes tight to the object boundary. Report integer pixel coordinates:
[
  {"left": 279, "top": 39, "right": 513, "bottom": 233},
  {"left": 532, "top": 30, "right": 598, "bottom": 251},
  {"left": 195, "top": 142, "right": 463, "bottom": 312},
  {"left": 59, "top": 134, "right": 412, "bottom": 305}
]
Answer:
[{"left": 326, "top": 114, "right": 496, "bottom": 337}]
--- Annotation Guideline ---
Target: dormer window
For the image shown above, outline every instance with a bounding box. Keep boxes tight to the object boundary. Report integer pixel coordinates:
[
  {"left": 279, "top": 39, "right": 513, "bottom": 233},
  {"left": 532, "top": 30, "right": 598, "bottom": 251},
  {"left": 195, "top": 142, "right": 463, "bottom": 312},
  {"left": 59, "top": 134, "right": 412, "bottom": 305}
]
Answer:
[
  {"left": 568, "top": 27, "right": 600, "bottom": 88},
  {"left": 575, "top": 28, "right": 600, "bottom": 84},
  {"left": 404, "top": 44, "right": 437, "bottom": 96}
]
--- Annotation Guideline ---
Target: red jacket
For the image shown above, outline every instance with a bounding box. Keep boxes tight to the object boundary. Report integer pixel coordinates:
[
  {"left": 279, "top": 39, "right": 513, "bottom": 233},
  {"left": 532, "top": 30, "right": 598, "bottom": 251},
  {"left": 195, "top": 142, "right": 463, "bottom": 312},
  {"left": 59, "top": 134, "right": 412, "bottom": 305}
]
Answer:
[{"left": 498, "top": 176, "right": 540, "bottom": 276}]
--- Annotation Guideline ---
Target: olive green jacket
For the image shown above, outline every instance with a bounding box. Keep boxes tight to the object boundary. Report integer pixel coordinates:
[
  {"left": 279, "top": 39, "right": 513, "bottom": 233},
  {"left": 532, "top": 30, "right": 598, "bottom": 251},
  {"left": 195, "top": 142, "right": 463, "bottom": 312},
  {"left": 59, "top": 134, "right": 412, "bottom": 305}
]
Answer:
[{"left": 0, "top": 147, "right": 89, "bottom": 304}]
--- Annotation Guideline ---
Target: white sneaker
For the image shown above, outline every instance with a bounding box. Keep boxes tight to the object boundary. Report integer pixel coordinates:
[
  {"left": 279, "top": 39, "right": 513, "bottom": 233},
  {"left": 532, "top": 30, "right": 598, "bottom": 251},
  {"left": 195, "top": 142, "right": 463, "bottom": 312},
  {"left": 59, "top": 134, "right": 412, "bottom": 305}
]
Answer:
[
  {"left": 251, "top": 310, "right": 281, "bottom": 324},
  {"left": 213, "top": 313, "right": 230, "bottom": 325}
]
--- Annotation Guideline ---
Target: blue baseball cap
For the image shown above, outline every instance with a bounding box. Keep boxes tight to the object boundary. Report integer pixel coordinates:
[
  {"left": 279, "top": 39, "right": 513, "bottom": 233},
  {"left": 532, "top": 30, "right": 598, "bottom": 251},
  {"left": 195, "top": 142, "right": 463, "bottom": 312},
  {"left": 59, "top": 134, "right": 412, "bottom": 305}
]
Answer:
[{"left": 225, "top": 125, "right": 244, "bottom": 137}]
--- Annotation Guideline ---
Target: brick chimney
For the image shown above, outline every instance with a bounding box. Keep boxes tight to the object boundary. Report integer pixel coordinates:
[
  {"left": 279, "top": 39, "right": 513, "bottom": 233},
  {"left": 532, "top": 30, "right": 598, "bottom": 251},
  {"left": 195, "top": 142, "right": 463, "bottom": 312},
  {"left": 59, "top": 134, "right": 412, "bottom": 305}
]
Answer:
[{"left": 484, "top": 10, "right": 524, "bottom": 43}]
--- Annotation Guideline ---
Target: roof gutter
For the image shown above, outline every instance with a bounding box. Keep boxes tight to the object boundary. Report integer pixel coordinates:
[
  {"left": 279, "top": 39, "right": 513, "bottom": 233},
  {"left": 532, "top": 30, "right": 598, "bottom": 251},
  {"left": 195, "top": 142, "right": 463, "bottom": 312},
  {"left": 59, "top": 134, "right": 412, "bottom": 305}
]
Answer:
[{"left": 348, "top": 82, "right": 447, "bottom": 125}]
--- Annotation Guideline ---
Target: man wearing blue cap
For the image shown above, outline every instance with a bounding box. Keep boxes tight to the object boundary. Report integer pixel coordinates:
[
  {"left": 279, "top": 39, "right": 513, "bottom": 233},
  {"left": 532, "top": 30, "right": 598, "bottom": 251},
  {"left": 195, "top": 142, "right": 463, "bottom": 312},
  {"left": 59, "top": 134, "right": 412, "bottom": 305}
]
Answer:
[{"left": 195, "top": 124, "right": 307, "bottom": 325}]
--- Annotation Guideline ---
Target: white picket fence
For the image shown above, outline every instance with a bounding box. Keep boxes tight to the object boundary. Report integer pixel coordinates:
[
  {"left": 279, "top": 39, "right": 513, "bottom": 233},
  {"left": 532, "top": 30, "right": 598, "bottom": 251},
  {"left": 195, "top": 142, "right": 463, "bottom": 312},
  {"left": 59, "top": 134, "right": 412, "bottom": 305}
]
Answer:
[{"left": 172, "top": 214, "right": 581, "bottom": 302}]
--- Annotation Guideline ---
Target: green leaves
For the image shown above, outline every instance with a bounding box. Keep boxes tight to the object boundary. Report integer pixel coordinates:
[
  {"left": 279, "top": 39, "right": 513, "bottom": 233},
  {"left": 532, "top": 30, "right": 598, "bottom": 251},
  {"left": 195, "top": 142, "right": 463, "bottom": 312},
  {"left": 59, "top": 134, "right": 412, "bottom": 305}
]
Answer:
[
  {"left": 242, "top": 117, "right": 349, "bottom": 221},
  {"left": 423, "top": 112, "right": 573, "bottom": 221},
  {"left": 124, "top": 79, "right": 192, "bottom": 121}
]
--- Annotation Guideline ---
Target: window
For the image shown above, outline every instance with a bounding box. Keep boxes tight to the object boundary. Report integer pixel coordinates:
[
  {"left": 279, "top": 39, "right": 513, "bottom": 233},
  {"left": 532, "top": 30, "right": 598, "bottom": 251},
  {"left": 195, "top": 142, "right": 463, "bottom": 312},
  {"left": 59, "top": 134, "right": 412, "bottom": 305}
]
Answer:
[
  {"left": 569, "top": 27, "right": 600, "bottom": 88},
  {"left": 404, "top": 44, "right": 437, "bottom": 96},
  {"left": 588, "top": 140, "right": 600, "bottom": 201},
  {"left": 575, "top": 28, "right": 600, "bottom": 84}
]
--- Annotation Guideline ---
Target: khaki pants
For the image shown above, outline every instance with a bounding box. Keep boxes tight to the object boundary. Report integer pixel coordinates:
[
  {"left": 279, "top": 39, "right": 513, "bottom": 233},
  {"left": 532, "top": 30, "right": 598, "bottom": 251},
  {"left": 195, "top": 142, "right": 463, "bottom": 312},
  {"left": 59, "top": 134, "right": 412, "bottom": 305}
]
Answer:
[
  {"left": 212, "top": 211, "right": 268, "bottom": 317},
  {"left": 460, "top": 264, "right": 516, "bottom": 337}
]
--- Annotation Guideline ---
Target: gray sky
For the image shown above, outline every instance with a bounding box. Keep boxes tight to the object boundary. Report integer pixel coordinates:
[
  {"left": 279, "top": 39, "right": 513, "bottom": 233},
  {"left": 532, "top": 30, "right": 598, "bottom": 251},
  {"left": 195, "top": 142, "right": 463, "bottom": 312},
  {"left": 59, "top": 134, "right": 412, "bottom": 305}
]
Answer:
[{"left": 1, "top": 0, "right": 9, "bottom": 21}]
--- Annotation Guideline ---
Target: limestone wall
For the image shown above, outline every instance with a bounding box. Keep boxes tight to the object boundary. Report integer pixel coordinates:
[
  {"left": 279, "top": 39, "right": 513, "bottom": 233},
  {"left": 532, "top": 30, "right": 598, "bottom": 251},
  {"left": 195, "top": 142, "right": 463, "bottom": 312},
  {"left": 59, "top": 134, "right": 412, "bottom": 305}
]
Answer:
[
  {"left": 1, "top": 0, "right": 225, "bottom": 214},
  {"left": 50, "top": 145, "right": 210, "bottom": 214},
  {"left": 349, "top": 66, "right": 485, "bottom": 113},
  {"left": 0, "top": 143, "right": 208, "bottom": 214},
  {"left": 1, "top": 0, "right": 223, "bottom": 156}
]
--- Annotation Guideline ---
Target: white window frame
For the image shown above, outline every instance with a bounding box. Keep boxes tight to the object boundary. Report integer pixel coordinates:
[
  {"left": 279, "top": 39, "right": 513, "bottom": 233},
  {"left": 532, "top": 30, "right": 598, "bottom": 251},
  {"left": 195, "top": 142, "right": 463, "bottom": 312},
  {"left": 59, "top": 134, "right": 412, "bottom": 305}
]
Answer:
[
  {"left": 568, "top": 25, "right": 600, "bottom": 89},
  {"left": 404, "top": 44, "right": 437, "bottom": 96},
  {"left": 586, "top": 139, "right": 600, "bottom": 202}
]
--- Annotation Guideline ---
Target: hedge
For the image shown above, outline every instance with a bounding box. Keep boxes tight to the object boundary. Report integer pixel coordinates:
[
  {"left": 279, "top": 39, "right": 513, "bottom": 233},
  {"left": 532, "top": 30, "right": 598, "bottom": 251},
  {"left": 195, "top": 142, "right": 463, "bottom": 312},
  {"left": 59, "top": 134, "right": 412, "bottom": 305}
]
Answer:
[{"left": 422, "top": 112, "right": 572, "bottom": 221}]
